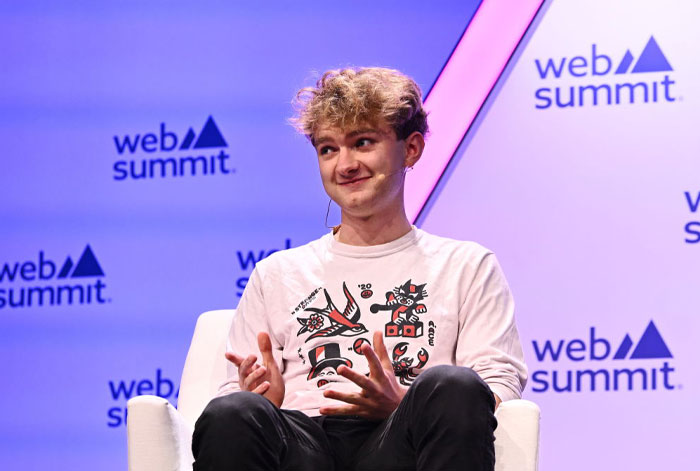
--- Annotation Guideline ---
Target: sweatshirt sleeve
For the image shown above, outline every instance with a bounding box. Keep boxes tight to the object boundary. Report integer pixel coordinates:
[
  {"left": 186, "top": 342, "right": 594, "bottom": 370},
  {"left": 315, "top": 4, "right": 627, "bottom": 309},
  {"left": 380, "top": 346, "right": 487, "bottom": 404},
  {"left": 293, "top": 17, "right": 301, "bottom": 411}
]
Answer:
[
  {"left": 456, "top": 252, "right": 528, "bottom": 402},
  {"left": 216, "top": 264, "right": 284, "bottom": 397}
]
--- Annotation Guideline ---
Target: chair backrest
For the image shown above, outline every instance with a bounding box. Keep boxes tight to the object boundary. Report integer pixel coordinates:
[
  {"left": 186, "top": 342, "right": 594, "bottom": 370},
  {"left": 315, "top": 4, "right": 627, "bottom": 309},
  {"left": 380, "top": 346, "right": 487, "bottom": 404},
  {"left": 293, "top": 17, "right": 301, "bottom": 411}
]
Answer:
[{"left": 177, "top": 309, "right": 235, "bottom": 427}]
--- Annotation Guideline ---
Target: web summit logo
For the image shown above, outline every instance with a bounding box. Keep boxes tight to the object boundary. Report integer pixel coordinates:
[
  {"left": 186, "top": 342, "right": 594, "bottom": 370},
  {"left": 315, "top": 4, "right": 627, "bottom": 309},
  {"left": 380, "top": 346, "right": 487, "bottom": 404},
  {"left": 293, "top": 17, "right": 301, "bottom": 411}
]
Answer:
[
  {"left": 112, "top": 116, "right": 233, "bottom": 181},
  {"left": 0, "top": 246, "right": 108, "bottom": 309},
  {"left": 531, "top": 320, "right": 678, "bottom": 393},
  {"left": 534, "top": 36, "right": 677, "bottom": 109}
]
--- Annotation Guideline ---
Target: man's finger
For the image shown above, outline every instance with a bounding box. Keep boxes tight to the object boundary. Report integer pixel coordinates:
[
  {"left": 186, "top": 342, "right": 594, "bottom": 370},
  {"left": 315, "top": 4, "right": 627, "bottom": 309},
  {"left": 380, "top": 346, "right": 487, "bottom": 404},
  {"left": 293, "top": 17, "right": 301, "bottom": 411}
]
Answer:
[
  {"left": 323, "top": 389, "right": 366, "bottom": 406},
  {"left": 243, "top": 365, "right": 267, "bottom": 391},
  {"left": 225, "top": 352, "right": 244, "bottom": 367},
  {"left": 319, "top": 404, "right": 361, "bottom": 416},
  {"left": 373, "top": 331, "right": 393, "bottom": 372},
  {"left": 239, "top": 354, "right": 258, "bottom": 378},
  {"left": 257, "top": 332, "right": 279, "bottom": 371},
  {"left": 252, "top": 381, "right": 270, "bottom": 395},
  {"left": 361, "top": 342, "right": 385, "bottom": 381},
  {"left": 337, "top": 365, "right": 375, "bottom": 391}
]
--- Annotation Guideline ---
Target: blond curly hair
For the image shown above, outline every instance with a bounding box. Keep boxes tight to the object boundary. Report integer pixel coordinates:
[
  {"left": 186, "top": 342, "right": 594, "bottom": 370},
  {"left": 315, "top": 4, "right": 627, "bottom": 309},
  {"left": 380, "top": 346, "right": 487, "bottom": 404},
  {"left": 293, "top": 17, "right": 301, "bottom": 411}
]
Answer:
[{"left": 291, "top": 67, "right": 429, "bottom": 143}]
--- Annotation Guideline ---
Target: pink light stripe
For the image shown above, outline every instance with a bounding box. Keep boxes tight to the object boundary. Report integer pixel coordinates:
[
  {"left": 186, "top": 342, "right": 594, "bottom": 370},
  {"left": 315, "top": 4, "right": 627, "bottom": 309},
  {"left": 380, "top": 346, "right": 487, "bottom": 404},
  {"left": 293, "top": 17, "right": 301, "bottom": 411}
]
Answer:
[{"left": 406, "top": 0, "right": 544, "bottom": 223}]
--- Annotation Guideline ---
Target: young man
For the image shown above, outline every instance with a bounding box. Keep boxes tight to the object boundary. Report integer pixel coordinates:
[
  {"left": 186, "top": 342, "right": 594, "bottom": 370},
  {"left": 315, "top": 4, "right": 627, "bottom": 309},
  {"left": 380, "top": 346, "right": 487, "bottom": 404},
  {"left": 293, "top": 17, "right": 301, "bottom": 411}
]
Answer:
[{"left": 192, "top": 67, "right": 527, "bottom": 471}]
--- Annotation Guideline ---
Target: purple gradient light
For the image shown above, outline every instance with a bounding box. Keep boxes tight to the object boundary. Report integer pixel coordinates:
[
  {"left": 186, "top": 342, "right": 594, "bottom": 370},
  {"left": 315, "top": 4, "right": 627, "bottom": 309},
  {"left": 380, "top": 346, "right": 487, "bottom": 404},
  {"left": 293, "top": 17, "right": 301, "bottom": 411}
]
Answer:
[{"left": 406, "top": 0, "right": 544, "bottom": 223}]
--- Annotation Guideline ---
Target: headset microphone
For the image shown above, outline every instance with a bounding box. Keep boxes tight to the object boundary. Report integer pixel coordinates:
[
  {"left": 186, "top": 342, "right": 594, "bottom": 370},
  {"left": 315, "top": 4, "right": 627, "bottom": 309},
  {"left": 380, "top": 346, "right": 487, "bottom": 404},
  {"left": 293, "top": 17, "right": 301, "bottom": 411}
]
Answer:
[{"left": 376, "top": 167, "right": 408, "bottom": 182}]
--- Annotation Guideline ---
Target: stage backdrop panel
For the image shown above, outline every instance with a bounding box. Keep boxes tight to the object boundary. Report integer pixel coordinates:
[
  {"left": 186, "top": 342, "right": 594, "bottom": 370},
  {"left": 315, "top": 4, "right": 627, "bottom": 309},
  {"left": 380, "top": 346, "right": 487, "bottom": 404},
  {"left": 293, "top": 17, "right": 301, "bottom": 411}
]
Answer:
[
  {"left": 0, "top": 1, "right": 481, "bottom": 469},
  {"left": 421, "top": 0, "right": 698, "bottom": 469}
]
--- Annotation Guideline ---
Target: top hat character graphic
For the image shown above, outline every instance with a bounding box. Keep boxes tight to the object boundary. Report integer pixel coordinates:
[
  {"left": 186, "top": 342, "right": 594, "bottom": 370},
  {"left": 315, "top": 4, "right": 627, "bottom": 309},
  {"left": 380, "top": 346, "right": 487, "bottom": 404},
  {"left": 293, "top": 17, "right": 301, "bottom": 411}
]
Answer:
[{"left": 307, "top": 343, "right": 353, "bottom": 380}]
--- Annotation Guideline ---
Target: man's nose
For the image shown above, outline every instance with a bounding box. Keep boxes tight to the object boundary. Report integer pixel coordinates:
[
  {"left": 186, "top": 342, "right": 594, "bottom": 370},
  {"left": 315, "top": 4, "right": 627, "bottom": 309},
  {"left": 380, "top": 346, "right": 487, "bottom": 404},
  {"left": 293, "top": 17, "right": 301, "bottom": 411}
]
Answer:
[{"left": 336, "top": 146, "right": 360, "bottom": 176}]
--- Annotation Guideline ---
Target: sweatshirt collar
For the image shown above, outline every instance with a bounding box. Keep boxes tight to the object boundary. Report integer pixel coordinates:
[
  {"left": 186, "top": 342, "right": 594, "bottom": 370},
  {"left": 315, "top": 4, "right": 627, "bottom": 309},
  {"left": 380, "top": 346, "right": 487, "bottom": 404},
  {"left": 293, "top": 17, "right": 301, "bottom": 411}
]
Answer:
[{"left": 326, "top": 226, "right": 421, "bottom": 258}]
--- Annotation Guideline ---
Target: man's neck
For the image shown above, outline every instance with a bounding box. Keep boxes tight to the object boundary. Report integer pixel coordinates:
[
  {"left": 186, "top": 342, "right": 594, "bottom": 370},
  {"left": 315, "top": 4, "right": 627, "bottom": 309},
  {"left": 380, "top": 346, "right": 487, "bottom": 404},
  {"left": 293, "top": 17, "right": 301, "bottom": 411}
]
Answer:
[{"left": 334, "top": 210, "right": 413, "bottom": 246}]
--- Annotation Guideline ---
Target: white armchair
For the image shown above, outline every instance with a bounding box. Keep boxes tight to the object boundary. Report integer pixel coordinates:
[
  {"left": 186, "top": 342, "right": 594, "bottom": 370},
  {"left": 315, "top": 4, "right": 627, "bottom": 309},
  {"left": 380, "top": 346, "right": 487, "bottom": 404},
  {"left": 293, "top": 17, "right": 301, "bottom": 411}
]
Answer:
[{"left": 127, "top": 309, "right": 540, "bottom": 470}]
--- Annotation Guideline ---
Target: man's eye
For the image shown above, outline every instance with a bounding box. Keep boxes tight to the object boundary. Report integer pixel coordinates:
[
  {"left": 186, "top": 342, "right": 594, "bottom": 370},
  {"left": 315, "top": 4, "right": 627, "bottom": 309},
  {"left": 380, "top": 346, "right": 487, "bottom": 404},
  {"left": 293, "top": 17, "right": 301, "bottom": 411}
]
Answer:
[
  {"left": 356, "top": 138, "right": 373, "bottom": 148},
  {"left": 319, "top": 146, "right": 334, "bottom": 156}
]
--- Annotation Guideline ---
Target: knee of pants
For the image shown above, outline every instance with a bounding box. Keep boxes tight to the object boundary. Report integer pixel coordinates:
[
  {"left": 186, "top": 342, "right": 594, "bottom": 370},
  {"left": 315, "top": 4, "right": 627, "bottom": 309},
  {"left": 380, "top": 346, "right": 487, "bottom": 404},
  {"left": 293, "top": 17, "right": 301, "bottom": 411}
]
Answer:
[
  {"left": 411, "top": 365, "right": 495, "bottom": 412},
  {"left": 196, "top": 391, "right": 278, "bottom": 433}
]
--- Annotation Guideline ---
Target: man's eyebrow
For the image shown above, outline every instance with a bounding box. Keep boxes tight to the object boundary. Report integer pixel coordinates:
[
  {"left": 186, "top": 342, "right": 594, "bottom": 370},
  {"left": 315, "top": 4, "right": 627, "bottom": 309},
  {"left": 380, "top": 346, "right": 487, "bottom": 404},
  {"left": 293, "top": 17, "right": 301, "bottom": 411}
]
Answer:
[
  {"left": 346, "top": 128, "right": 381, "bottom": 138},
  {"left": 313, "top": 136, "right": 333, "bottom": 147},
  {"left": 313, "top": 128, "right": 382, "bottom": 147}
]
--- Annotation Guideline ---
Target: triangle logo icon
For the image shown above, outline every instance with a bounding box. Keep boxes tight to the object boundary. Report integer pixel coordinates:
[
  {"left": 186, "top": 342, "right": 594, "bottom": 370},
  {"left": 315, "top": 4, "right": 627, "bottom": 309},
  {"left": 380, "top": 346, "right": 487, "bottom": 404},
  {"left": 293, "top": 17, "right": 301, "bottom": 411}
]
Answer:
[
  {"left": 631, "top": 36, "right": 673, "bottom": 73},
  {"left": 57, "top": 257, "right": 73, "bottom": 279},
  {"left": 71, "top": 245, "right": 105, "bottom": 278},
  {"left": 613, "top": 333, "right": 633, "bottom": 359},
  {"left": 180, "top": 128, "right": 196, "bottom": 150},
  {"left": 629, "top": 320, "right": 673, "bottom": 359},
  {"left": 614, "top": 50, "right": 634, "bottom": 74},
  {"left": 193, "top": 116, "right": 227, "bottom": 149}
]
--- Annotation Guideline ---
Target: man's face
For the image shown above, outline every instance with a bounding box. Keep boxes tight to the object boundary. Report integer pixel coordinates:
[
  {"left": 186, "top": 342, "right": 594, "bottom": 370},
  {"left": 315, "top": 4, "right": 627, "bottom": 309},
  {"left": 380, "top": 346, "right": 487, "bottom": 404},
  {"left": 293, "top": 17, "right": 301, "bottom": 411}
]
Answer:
[{"left": 313, "top": 121, "right": 408, "bottom": 218}]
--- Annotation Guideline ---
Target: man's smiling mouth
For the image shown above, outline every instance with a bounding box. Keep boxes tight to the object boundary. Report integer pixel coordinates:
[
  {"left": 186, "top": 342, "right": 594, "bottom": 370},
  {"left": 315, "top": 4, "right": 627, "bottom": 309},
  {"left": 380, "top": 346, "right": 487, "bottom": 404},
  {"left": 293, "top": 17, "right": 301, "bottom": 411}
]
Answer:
[{"left": 339, "top": 177, "right": 371, "bottom": 185}]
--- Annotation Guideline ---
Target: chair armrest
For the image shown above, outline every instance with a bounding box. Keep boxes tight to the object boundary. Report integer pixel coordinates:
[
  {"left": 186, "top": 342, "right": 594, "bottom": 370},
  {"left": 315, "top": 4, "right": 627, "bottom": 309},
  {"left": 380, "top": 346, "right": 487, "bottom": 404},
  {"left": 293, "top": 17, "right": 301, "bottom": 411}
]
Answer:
[
  {"left": 494, "top": 399, "right": 541, "bottom": 471},
  {"left": 127, "top": 395, "right": 194, "bottom": 471}
]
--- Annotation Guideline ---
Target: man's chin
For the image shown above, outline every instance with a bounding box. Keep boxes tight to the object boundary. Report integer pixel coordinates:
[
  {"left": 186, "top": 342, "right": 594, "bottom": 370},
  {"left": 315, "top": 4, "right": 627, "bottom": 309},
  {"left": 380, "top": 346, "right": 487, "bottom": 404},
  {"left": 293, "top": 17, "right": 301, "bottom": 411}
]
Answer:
[
  {"left": 333, "top": 194, "right": 370, "bottom": 211},
  {"left": 331, "top": 193, "right": 394, "bottom": 218},
  {"left": 338, "top": 206, "right": 378, "bottom": 220}
]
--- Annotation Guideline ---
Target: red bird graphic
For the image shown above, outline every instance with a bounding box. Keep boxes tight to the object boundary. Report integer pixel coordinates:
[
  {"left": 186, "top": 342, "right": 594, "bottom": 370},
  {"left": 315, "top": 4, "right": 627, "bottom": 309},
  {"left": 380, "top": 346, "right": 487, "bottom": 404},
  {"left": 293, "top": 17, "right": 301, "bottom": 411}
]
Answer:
[{"left": 297, "top": 282, "right": 368, "bottom": 341}]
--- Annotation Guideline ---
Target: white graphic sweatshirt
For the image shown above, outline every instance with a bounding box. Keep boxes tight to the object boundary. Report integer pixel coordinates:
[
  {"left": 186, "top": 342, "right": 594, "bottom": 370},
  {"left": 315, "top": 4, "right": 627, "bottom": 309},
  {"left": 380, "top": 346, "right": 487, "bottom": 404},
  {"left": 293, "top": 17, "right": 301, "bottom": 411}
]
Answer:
[{"left": 217, "top": 227, "right": 527, "bottom": 417}]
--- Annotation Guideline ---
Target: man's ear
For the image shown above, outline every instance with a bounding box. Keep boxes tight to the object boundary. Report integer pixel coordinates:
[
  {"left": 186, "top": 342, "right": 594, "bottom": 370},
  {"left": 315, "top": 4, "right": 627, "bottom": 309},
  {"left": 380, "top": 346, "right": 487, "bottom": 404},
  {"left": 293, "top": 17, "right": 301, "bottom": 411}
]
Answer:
[{"left": 403, "top": 131, "right": 425, "bottom": 168}]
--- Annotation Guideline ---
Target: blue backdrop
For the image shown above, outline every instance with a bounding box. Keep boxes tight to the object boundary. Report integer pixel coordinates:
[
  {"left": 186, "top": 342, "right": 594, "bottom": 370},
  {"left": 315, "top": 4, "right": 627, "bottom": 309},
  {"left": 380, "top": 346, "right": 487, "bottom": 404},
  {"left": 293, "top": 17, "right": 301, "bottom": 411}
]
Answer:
[{"left": 0, "top": 1, "right": 481, "bottom": 469}]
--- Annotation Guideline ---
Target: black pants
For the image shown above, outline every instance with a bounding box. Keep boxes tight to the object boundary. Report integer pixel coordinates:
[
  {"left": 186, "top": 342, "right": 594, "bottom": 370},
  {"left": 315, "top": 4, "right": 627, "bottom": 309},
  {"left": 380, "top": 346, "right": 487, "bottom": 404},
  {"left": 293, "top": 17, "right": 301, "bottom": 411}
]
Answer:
[{"left": 192, "top": 365, "right": 497, "bottom": 471}]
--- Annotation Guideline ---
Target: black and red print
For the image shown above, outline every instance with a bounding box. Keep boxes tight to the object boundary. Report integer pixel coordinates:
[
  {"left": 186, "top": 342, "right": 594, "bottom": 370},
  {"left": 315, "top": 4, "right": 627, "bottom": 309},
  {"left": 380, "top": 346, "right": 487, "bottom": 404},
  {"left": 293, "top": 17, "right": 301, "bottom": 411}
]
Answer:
[
  {"left": 293, "top": 279, "right": 434, "bottom": 386},
  {"left": 370, "top": 280, "right": 428, "bottom": 338},
  {"left": 392, "top": 342, "right": 429, "bottom": 386},
  {"left": 307, "top": 342, "right": 353, "bottom": 388},
  {"left": 296, "top": 282, "right": 368, "bottom": 341}
]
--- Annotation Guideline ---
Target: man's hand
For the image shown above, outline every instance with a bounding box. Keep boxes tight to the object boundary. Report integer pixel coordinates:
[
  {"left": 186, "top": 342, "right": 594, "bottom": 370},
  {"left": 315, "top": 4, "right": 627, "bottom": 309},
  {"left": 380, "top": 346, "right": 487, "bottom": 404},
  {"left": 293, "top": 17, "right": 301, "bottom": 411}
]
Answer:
[
  {"left": 319, "top": 331, "right": 406, "bottom": 420},
  {"left": 224, "top": 332, "right": 285, "bottom": 408}
]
